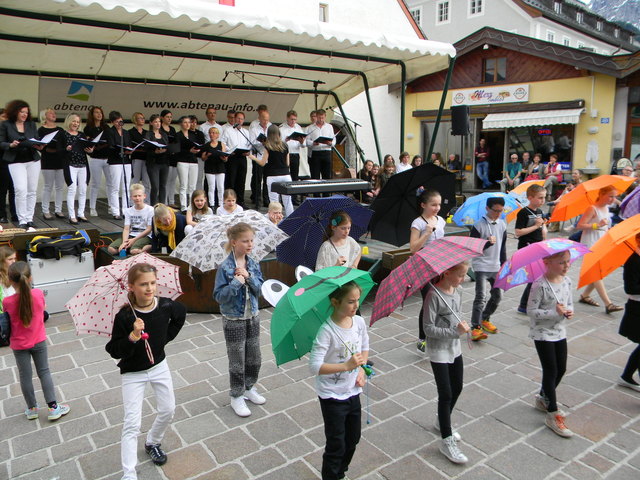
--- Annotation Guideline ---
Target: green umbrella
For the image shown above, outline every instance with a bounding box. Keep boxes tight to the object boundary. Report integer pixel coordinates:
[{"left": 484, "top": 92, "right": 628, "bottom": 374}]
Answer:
[{"left": 270, "top": 266, "right": 376, "bottom": 366}]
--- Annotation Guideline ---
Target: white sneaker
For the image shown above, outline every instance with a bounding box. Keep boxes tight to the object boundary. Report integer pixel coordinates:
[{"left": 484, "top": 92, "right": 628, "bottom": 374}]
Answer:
[
  {"left": 545, "top": 412, "right": 573, "bottom": 438},
  {"left": 434, "top": 416, "right": 461, "bottom": 441},
  {"left": 230, "top": 396, "right": 251, "bottom": 417},
  {"left": 534, "top": 394, "right": 549, "bottom": 412},
  {"left": 439, "top": 436, "right": 468, "bottom": 464},
  {"left": 244, "top": 386, "right": 266, "bottom": 405},
  {"left": 617, "top": 377, "right": 640, "bottom": 392},
  {"left": 90, "top": 209, "right": 98, "bottom": 217}
]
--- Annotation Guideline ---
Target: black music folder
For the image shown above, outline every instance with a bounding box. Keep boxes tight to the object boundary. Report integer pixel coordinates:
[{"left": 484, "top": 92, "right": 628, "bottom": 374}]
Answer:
[
  {"left": 256, "top": 133, "right": 267, "bottom": 143},
  {"left": 315, "top": 136, "right": 334, "bottom": 144},
  {"left": 227, "top": 147, "right": 250, "bottom": 155},
  {"left": 287, "top": 131, "right": 308, "bottom": 141}
]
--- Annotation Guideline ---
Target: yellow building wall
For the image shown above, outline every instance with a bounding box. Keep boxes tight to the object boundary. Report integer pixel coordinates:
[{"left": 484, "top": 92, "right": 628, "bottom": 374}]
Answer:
[{"left": 405, "top": 73, "right": 617, "bottom": 172}]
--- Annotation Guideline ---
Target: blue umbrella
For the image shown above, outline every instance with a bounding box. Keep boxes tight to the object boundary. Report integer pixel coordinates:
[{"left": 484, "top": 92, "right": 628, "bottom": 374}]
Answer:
[
  {"left": 620, "top": 185, "right": 640, "bottom": 219},
  {"left": 452, "top": 192, "right": 521, "bottom": 226},
  {"left": 276, "top": 195, "right": 373, "bottom": 269}
]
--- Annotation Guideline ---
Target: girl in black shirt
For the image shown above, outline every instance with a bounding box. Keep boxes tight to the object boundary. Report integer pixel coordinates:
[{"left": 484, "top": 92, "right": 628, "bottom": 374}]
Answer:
[{"left": 251, "top": 124, "right": 292, "bottom": 216}]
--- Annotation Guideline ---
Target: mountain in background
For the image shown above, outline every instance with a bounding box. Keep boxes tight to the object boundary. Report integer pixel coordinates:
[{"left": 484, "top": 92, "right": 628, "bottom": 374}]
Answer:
[{"left": 586, "top": 0, "right": 640, "bottom": 35}]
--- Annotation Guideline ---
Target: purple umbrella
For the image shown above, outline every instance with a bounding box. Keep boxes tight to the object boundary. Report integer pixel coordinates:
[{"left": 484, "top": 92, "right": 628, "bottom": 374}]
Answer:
[{"left": 620, "top": 185, "right": 640, "bottom": 219}]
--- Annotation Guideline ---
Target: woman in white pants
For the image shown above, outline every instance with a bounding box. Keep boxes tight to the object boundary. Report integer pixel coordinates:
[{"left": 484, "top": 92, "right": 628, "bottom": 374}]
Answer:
[
  {"left": 64, "top": 114, "right": 93, "bottom": 224},
  {"left": 250, "top": 125, "right": 294, "bottom": 216},
  {"left": 200, "top": 127, "right": 227, "bottom": 208},
  {"left": 106, "top": 111, "right": 132, "bottom": 220},
  {"left": 175, "top": 116, "right": 200, "bottom": 212},
  {"left": 84, "top": 106, "right": 110, "bottom": 217},
  {"left": 130, "top": 112, "right": 151, "bottom": 197},
  {"left": 38, "top": 108, "right": 66, "bottom": 220},
  {"left": 0, "top": 100, "right": 44, "bottom": 229}
]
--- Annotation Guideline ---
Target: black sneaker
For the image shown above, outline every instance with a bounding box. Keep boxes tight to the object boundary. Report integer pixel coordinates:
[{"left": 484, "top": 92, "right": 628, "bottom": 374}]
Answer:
[{"left": 145, "top": 443, "right": 167, "bottom": 465}]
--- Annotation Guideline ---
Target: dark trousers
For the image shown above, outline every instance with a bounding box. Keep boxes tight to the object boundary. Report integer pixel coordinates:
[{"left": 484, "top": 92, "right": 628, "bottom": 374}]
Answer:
[
  {"left": 0, "top": 161, "right": 17, "bottom": 220},
  {"left": 471, "top": 271, "right": 502, "bottom": 327},
  {"left": 225, "top": 155, "right": 248, "bottom": 206},
  {"left": 289, "top": 153, "right": 300, "bottom": 181},
  {"left": 250, "top": 162, "right": 268, "bottom": 207},
  {"left": 534, "top": 339, "right": 567, "bottom": 412},
  {"left": 417, "top": 283, "right": 432, "bottom": 340},
  {"left": 319, "top": 395, "right": 361, "bottom": 480},
  {"left": 222, "top": 316, "right": 261, "bottom": 398},
  {"left": 431, "top": 355, "right": 464, "bottom": 439},
  {"left": 622, "top": 344, "right": 640, "bottom": 381},
  {"left": 519, "top": 283, "right": 532, "bottom": 310},
  {"left": 147, "top": 163, "right": 169, "bottom": 206},
  {"left": 310, "top": 150, "right": 332, "bottom": 180}
]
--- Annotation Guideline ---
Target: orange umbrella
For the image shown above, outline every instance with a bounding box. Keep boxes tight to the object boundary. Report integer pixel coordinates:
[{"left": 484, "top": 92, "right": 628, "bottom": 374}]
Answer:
[
  {"left": 578, "top": 214, "right": 640, "bottom": 288},
  {"left": 506, "top": 180, "right": 545, "bottom": 223},
  {"left": 549, "top": 175, "right": 635, "bottom": 222}
]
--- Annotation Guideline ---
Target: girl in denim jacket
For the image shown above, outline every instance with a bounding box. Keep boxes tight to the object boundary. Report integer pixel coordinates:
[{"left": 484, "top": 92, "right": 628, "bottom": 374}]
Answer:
[{"left": 214, "top": 222, "right": 265, "bottom": 417}]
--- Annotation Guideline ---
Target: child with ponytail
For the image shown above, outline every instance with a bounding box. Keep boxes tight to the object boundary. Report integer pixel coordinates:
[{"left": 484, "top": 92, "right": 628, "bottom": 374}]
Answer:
[{"left": 3, "top": 261, "right": 70, "bottom": 421}]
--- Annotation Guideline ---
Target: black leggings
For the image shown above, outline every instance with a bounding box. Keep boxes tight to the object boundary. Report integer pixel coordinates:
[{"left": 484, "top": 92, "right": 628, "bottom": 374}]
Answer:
[
  {"left": 534, "top": 339, "right": 567, "bottom": 412},
  {"left": 431, "top": 355, "right": 463, "bottom": 439},
  {"left": 622, "top": 344, "right": 640, "bottom": 382}
]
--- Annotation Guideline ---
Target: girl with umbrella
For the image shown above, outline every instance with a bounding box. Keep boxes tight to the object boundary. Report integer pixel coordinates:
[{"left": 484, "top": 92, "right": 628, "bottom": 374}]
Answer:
[
  {"left": 618, "top": 232, "right": 640, "bottom": 392},
  {"left": 315, "top": 211, "right": 362, "bottom": 271},
  {"left": 576, "top": 186, "right": 623, "bottom": 314},
  {"left": 105, "top": 263, "right": 186, "bottom": 479}
]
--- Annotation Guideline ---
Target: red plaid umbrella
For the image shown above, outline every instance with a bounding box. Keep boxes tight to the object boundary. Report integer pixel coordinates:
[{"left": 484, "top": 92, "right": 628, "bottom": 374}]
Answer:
[{"left": 370, "top": 236, "right": 487, "bottom": 325}]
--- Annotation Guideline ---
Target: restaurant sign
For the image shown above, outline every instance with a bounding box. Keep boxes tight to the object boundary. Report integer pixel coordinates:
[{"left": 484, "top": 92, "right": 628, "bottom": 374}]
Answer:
[{"left": 451, "top": 84, "right": 529, "bottom": 106}]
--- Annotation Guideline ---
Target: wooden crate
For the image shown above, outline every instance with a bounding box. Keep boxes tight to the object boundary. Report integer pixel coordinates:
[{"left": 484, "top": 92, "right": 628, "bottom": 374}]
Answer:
[{"left": 381, "top": 248, "right": 412, "bottom": 270}]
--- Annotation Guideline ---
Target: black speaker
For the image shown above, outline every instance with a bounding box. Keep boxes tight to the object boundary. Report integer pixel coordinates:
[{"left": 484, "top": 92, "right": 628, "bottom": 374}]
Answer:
[{"left": 451, "top": 105, "right": 470, "bottom": 136}]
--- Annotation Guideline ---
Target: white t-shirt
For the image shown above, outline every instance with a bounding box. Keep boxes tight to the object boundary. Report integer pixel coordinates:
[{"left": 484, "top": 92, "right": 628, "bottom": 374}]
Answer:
[
  {"left": 309, "top": 315, "right": 370, "bottom": 400},
  {"left": 397, "top": 163, "right": 412, "bottom": 173},
  {"left": 216, "top": 205, "right": 244, "bottom": 216},
  {"left": 315, "top": 237, "right": 361, "bottom": 271},
  {"left": 124, "top": 204, "right": 154, "bottom": 237},
  {"left": 187, "top": 205, "right": 213, "bottom": 222},
  {"left": 410, "top": 215, "right": 446, "bottom": 247}
]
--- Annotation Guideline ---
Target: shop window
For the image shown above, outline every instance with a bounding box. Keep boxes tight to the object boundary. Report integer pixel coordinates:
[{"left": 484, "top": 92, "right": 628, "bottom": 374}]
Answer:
[
  {"left": 436, "top": 1, "right": 450, "bottom": 24},
  {"left": 483, "top": 57, "right": 506, "bottom": 83},
  {"left": 509, "top": 125, "right": 574, "bottom": 166}
]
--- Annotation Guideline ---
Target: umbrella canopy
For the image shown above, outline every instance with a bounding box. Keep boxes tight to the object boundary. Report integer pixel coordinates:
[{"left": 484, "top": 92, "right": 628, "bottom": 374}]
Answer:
[
  {"left": 510, "top": 179, "right": 545, "bottom": 196},
  {"left": 170, "top": 210, "right": 288, "bottom": 272},
  {"left": 370, "top": 164, "right": 456, "bottom": 246},
  {"left": 494, "top": 238, "right": 590, "bottom": 291},
  {"left": 370, "top": 236, "right": 487, "bottom": 325},
  {"left": 549, "top": 175, "right": 636, "bottom": 222},
  {"left": 270, "top": 267, "right": 375, "bottom": 366},
  {"left": 578, "top": 214, "right": 640, "bottom": 288},
  {"left": 452, "top": 192, "right": 521, "bottom": 226},
  {"left": 276, "top": 195, "right": 372, "bottom": 269},
  {"left": 620, "top": 185, "right": 640, "bottom": 219},
  {"left": 66, "top": 253, "right": 183, "bottom": 336}
]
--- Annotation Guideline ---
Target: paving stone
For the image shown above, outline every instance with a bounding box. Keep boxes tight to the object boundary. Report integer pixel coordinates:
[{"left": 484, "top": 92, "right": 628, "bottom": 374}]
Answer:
[
  {"left": 568, "top": 403, "right": 628, "bottom": 442},
  {"left": 204, "top": 427, "right": 260, "bottom": 463},
  {"left": 454, "top": 383, "right": 507, "bottom": 417},
  {"left": 379, "top": 454, "right": 448, "bottom": 480},
  {"left": 177, "top": 362, "right": 218, "bottom": 384},
  {"left": 488, "top": 443, "right": 563, "bottom": 480},
  {"left": 59, "top": 411, "right": 107, "bottom": 441},
  {"left": 580, "top": 451, "right": 616, "bottom": 475},
  {"left": 12, "top": 425, "right": 61, "bottom": 457},
  {"left": 593, "top": 443, "right": 627, "bottom": 463},
  {"left": 372, "top": 365, "right": 426, "bottom": 395},
  {"left": 456, "top": 465, "right": 510, "bottom": 480},
  {"left": 193, "top": 463, "right": 248, "bottom": 480},
  {"left": 287, "top": 400, "right": 323, "bottom": 430},
  {"left": 276, "top": 435, "right": 316, "bottom": 460},
  {"left": 246, "top": 412, "right": 302, "bottom": 446},
  {"left": 363, "top": 416, "right": 428, "bottom": 458},
  {"left": 88, "top": 386, "right": 123, "bottom": 411},
  {"left": 173, "top": 411, "right": 223, "bottom": 443},
  {"left": 161, "top": 444, "right": 217, "bottom": 480},
  {"left": 260, "top": 382, "right": 316, "bottom": 413},
  {"left": 255, "top": 460, "right": 319, "bottom": 480},
  {"left": 491, "top": 400, "right": 544, "bottom": 434},
  {"left": 527, "top": 428, "right": 593, "bottom": 462},
  {"left": 593, "top": 388, "right": 640, "bottom": 418},
  {"left": 242, "top": 447, "right": 287, "bottom": 476},
  {"left": 459, "top": 415, "right": 521, "bottom": 455},
  {"left": 607, "top": 465, "right": 640, "bottom": 480},
  {"left": 51, "top": 435, "right": 94, "bottom": 463},
  {"left": 9, "top": 450, "right": 50, "bottom": 478},
  {"left": 78, "top": 443, "right": 121, "bottom": 479},
  {"left": 14, "top": 460, "right": 83, "bottom": 480}
]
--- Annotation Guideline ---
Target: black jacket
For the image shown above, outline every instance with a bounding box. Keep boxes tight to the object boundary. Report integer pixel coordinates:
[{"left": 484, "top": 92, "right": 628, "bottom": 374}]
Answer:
[{"left": 0, "top": 121, "right": 41, "bottom": 163}]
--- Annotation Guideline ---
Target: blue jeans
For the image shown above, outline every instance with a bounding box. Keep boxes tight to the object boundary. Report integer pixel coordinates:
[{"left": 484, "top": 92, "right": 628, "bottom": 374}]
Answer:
[
  {"left": 476, "top": 161, "right": 491, "bottom": 188},
  {"left": 471, "top": 271, "right": 502, "bottom": 327}
]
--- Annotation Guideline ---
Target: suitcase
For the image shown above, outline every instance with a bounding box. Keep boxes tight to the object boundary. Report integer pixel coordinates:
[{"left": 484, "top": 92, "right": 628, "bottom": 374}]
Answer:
[
  {"left": 38, "top": 277, "right": 90, "bottom": 314},
  {"left": 28, "top": 251, "right": 94, "bottom": 285}
]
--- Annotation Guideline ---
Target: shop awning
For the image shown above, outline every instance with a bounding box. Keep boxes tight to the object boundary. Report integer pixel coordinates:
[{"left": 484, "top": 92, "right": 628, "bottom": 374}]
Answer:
[{"left": 482, "top": 108, "right": 584, "bottom": 129}]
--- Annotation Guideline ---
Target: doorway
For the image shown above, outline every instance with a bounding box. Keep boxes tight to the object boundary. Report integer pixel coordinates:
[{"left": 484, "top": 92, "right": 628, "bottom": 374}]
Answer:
[{"left": 476, "top": 130, "right": 505, "bottom": 189}]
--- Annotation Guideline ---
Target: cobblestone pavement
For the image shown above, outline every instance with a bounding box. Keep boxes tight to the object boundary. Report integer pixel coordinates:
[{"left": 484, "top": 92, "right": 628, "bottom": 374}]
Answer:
[{"left": 2, "top": 233, "right": 640, "bottom": 480}]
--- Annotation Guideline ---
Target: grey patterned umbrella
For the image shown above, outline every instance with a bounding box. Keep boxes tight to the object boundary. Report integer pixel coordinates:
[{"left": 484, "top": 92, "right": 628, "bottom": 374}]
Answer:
[{"left": 170, "top": 210, "right": 288, "bottom": 272}]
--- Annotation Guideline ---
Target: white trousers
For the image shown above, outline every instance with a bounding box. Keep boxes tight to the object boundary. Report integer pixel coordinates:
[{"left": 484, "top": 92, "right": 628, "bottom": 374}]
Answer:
[
  {"left": 8, "top": 160, "right": 41, "bottom": 224},
  {"left": 205, "top": 173, "right": 225, "bottom": 206},
  {"left": 266, "top": 174, "right": 294, "bottom": 216},
  {"left": 88, "top": 157, "right": 111, "bottom": 210},
  {"left": 131, "top": 160, "right": 151, "bottom": 201},
  {"left": 67, "top": 166, "right": 87, "bottom": 219},
  {"left": 177, "top": 162, "right": 198, "bottom": 211},
  {"left": 121, "top": 360, "right": 175, "bottom": 480},
  {"left": 165, "top": 166, "right": 179, "bottom": 205},
  {"left": 108, "top": 164, "right": 132, "bottom": 215},
  {"left": 41, "top": 169, "right": 65, "bottom": 214},
  {"left": 196, "top": 158, "right": 205, "bottom": 191}
]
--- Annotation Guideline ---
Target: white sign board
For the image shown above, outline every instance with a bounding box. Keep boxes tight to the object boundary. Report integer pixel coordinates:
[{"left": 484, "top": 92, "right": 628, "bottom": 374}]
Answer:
[
  {"left": 451, "top": 84, "right": 529, "bottom": 106},
  {"left": 39, "top": 78, "right": 299, "bottom": 122}
]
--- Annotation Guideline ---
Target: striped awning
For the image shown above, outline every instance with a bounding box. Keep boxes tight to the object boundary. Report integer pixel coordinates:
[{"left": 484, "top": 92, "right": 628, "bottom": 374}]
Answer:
[{"left": 482, "top": 108, "right": 584, "bottom": 129}]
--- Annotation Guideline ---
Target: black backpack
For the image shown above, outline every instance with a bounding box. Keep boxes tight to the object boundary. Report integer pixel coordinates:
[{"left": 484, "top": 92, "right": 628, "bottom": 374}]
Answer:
[
  {"left": 0, "top": 312, "right": 10, "bottom": 347},
  {"left": 28, "top": 231, "right": 90, "bottom": 260}
]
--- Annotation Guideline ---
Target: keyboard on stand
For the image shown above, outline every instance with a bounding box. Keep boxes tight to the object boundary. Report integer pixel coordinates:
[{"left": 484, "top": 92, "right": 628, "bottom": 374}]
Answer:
[{"left": 271, "top": 178, "right": 370, "bottom": 195}]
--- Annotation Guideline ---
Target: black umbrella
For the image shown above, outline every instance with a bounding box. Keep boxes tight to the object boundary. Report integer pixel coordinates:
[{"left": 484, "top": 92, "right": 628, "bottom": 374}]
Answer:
[{"left": 369, "top": 164, "right": 456, "bottom": 246}]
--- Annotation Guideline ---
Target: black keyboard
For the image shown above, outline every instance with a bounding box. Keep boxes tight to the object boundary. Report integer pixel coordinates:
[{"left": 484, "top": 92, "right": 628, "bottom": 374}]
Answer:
[{"left": 271, "top": 179, "right": 370, "bottom": 195}]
